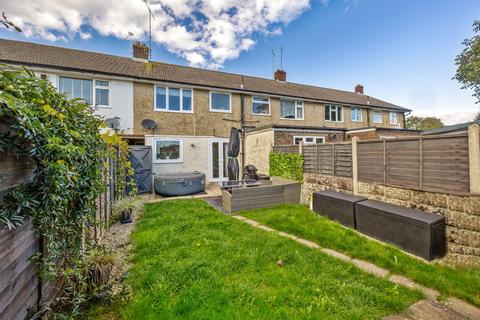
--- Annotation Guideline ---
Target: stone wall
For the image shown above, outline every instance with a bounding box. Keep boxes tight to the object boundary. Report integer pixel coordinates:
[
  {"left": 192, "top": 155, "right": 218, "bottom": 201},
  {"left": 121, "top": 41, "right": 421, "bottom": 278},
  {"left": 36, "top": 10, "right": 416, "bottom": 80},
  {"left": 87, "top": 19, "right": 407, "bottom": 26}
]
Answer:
[{"left": 301, "top": 173, "right": 480, "bottom": 267}]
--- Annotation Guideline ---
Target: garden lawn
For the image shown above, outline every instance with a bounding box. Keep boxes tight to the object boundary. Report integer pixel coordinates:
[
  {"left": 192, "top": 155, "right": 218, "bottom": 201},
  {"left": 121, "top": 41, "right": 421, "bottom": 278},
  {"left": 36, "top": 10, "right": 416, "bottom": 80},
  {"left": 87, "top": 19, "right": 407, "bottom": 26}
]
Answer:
[
  {"left": 89, "top": 199, "right": 421, "bottom": 319},
  {"left": 241, "top": 204, "right": 480, "bottom": 306}
]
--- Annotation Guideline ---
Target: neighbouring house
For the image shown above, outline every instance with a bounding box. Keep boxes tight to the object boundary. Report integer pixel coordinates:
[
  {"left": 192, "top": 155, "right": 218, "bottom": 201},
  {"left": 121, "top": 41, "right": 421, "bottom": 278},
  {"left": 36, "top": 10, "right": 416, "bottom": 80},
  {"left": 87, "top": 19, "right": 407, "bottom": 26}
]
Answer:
[
  {"left": 0, "top": 39, "right": 414, "bottom": 181},
  {"left": 421, "top": 120, "right": 480, "bottom": 136}
]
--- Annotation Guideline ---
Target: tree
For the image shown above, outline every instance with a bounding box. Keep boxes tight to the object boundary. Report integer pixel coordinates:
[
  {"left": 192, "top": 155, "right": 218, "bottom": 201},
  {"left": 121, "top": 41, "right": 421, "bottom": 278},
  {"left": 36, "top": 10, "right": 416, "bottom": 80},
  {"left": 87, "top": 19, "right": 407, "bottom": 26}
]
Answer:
[
  {"left": 454, "top": 20, "right": 480, "bottom": 104},
  {"left": 406, "top": 116, "right": 444, "bottom": 131}
]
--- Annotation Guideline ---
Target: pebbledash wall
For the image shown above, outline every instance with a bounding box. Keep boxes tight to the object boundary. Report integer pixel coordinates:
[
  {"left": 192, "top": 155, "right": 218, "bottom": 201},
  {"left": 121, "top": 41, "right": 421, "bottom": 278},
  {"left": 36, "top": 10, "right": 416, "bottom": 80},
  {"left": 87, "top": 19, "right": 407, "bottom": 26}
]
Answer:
[{"left": 301, "top": 173, "right": 480, "bottom": 267}]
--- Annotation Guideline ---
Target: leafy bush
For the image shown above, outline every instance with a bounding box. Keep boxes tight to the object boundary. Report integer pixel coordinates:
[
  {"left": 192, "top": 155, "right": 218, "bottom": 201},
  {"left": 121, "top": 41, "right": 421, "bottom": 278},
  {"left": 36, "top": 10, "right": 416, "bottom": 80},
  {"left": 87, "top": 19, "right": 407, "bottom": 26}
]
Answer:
[
  {"left": 269, "top": 152, "right": 304, "bottom": 182},
  {"left": 0, "top": 65, "right": 134, "bottom": 317}
]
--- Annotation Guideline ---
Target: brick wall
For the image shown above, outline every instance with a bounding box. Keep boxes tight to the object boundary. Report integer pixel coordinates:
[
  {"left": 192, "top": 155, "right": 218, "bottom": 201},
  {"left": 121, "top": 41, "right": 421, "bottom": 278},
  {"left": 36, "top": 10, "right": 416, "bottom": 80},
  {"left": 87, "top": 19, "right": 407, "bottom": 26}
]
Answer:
[
  {"left": 274, "top": 130, "right": 345, "bottom": 145},
  {"left": 346, "top": 129, "right": 420, "bottom": 141}
]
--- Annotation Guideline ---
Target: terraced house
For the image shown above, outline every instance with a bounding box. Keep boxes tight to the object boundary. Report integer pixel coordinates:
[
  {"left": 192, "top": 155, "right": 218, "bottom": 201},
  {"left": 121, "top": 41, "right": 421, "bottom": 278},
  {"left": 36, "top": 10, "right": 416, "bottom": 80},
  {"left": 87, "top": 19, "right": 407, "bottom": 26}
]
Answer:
[{"left": 0, "top": 39, "right": 416, "bottom": 181}]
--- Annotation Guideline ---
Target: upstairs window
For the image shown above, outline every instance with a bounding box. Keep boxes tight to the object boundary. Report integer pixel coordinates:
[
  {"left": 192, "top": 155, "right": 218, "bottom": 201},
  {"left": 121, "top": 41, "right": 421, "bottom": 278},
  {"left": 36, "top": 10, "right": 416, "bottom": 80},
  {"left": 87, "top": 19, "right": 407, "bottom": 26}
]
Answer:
[
  {"left": 351, "top": 107, "right": 362, "bottom": 122},
  {"left": 373, "top": 111, "right": 383, "bottom": 124},
  {"left": 390, "top": 112, "right": 398, "bottom": 125},
  {"left": 94, "top": 80, "right": 110, "bottom": 106},
  {"left": 325, "top": 105, "right": 343, "bottom": 122},
  {"left": 280, "top": 100, "right": 304, "bottom": 120},
  {"left": 210, "top": 92, "right": 231, "bottom": 112},
  {"left": 252, "top": 96, "right": 270, "bottom": 115},
  {"left": 59, "top": 77, "right": 93, "bottom": 105},
  {"left": 155, "top": 86, "right": 193, "bottom": 112}
]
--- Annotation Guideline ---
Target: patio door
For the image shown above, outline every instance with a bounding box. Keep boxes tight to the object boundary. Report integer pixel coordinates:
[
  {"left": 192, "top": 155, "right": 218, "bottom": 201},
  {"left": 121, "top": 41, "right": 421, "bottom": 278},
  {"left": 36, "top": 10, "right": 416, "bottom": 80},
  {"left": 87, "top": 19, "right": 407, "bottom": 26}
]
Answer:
[{"left": 209, "top": 139, "right": 229, "bottom": 181}]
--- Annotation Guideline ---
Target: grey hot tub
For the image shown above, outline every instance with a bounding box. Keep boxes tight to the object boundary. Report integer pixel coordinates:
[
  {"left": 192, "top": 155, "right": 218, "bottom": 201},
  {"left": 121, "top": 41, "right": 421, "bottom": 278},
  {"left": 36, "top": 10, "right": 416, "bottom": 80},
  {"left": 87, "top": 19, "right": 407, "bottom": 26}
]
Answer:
[{"left": 154, "top": 171, "right": 206, "bottom": 196}]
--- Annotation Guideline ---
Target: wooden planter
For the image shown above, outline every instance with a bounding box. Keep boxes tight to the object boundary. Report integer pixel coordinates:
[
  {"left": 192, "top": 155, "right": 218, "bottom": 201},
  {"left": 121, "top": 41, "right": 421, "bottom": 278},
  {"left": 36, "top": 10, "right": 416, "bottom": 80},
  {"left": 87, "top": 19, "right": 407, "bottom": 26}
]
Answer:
[{"left": 223, "top": 177, "right": 301, "bottom": 213}]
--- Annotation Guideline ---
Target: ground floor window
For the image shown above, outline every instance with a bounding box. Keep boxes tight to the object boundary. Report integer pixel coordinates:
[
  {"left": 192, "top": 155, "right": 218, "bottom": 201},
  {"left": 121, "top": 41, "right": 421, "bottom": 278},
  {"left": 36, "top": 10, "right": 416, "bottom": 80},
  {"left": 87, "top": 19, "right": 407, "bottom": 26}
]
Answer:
[
  {"left": 154, "top": 139, "right": 183, "bottom": 163},
  {"left": 293, "top": 136, "right": 325, "bottom": 145}
]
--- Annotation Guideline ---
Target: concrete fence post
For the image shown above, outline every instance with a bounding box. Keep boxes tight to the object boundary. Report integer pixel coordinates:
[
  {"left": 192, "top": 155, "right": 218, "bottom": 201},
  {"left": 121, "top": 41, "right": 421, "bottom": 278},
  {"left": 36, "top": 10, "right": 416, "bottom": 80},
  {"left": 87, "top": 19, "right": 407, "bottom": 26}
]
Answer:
[
  {"left": 299, "top": 140, "right": 303, "bottom": 155},
  {"left": 468, "top": 124, "right": 480, "bottom": 194},
  {"left": 352, "top": 137, "right": 359, "bottom": 195}
]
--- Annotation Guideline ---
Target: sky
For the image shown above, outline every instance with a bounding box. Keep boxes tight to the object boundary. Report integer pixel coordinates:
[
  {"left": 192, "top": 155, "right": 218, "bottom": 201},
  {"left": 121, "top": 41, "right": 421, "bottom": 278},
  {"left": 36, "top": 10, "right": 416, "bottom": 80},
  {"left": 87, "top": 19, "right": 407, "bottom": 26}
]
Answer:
[{"left": 1, "top": 0, "right": 479, "bottom": 124}]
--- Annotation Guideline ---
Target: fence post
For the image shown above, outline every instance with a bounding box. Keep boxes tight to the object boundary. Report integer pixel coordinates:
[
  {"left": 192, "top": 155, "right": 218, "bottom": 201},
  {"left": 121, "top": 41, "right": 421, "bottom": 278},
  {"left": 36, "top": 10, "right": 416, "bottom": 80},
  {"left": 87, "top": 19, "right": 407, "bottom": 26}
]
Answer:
[
  {"left": 352, "top": 137, "right": 359, "bottom": 195},
  {"left": 299, "top": 140, "right": 303, "bottom": 155},
  {"left": 468, "top": 124, "right": 480, "bottom": 194},
  {"left": 419, "top": 137, "right": 423, "bottom": 190},
  {"left": 332, "top": 143, "right": 336, "bottom": 176}
]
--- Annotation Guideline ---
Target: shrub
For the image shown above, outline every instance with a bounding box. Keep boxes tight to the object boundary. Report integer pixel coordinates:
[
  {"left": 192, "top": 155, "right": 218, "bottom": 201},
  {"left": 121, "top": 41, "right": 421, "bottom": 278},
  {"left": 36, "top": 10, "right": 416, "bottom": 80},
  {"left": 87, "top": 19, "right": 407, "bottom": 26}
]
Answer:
[{"left": 269, "top": 152, "right": 304, "bottom": 182}]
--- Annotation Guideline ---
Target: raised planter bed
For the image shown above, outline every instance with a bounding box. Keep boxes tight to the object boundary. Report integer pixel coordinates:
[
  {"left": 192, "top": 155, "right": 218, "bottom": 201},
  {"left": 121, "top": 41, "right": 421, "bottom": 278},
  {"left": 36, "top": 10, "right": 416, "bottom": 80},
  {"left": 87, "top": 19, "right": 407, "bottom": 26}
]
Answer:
[
  {"left": 312, "top": 190, "right": 367, "bottom": 228},
  {"left": 222, "top": 177, "right": 300, "bottom": 213},
  {"left": 356, "top": 199, "right": 446, "bottom": 260}
]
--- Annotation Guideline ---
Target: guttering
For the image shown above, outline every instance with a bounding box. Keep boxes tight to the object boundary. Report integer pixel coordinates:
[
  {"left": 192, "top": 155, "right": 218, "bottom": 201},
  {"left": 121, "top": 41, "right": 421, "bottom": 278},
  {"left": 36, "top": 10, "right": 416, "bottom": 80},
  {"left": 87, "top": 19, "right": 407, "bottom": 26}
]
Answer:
[{"left": 7, "top": 62, "right": 411, "bottom": 113}]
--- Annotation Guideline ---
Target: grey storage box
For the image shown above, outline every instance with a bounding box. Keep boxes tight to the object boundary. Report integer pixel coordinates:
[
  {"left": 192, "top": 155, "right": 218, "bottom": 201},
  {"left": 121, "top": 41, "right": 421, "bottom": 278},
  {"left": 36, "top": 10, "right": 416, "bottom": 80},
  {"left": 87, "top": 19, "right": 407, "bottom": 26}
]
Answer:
[
  {"left": 355, "top": 200, "right": 446, "bottom": 260},
  {"left": 312, "top": 190, "right": 367, "bottom": 228}
]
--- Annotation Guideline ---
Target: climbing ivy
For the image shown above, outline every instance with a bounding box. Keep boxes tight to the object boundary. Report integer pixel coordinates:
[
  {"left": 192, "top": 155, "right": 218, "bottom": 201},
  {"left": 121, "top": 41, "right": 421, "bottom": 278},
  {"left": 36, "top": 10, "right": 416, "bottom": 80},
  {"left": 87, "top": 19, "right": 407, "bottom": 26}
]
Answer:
[
  {"left": 0, "top": 65, "right": 133, "bottom": 317},
  {"left": 269, "top": 152, "right": 304, "bottom": 182}
]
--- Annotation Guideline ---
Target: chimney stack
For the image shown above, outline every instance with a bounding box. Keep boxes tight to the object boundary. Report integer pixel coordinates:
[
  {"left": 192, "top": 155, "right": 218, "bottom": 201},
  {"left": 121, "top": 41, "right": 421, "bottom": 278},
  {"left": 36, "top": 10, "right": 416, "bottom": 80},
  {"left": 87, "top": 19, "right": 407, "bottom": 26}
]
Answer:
[
  {"left": 133, "top": 42, "right": 149, "bottom": 61},
  {"left": 274, "top": 69, "right": 286, "bottom": 82},
  {"left": 355, "top": 84, "right": 364, "bottom": 94}
]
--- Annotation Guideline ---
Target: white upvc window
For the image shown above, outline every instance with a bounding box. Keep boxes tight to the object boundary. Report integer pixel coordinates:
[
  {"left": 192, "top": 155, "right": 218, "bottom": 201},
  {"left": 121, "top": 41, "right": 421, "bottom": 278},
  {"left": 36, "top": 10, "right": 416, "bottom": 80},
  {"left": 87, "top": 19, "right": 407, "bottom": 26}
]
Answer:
[
  {"left": 293, "top": 136, "right": 325, "bottom": 145},
  {"left": 252, "top": 96, "right": 270, "bottom": 115},
  {"left": 154, "top": 86, "right": 193, "bottom": 113},
  {"left": 373, "top": 111, "right": 383, "bottom": 124},
  {"left": 351, "top": 107, "right": 363, "bottom": 122},
  {"left": 153, "top": 138, "right": 183, "bottom": 163},
  {"left": 59, "top": 76, "right": 110, "bottom": 107},
  {"left": 390, "top": 112, "right": 398, "bottom": 125},
  {"left": 94, "top": 80, "right": 110, "bottom": 107},
  {"left": 280, "top": 99, "right": 304, "bottom": 120},
  {"left": 210, "top": 91, "right": 232, "bottom": 113},
  {"left": 325, "top": 105, "right": 343, "bottom": 122}
]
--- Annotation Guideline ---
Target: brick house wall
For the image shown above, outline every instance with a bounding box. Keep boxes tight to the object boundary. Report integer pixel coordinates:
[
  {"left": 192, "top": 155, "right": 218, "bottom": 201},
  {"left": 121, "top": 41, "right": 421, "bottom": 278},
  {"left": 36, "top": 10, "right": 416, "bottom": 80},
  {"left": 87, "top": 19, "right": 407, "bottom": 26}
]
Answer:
[
  {"left": 346, "top": 128, "right": 420, "bottom": 141},
  {"left": 274, "top": 130, "right": 345, "bottom": 145}
]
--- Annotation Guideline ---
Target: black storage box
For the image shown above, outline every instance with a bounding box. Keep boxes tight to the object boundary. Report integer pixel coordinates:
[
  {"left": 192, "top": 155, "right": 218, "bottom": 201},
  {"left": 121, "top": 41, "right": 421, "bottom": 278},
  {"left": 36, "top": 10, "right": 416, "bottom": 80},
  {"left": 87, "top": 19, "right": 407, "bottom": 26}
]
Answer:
[
  {"left": 312, "top": 190, "right": 367, "bottom": 228},
  {"left": 355, "top": 200, "right": 446, "bottom": 260}
]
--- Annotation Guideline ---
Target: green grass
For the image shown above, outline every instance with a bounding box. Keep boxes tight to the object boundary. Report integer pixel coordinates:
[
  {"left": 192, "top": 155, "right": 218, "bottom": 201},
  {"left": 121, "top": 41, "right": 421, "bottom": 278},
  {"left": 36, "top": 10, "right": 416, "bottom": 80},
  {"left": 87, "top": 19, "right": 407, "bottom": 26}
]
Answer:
[
  {"left": 241, "top": 204, "right": 480, "bottom": 306},
  {"left": 88, "top": 199, "right": 421, "bottom": 319}
]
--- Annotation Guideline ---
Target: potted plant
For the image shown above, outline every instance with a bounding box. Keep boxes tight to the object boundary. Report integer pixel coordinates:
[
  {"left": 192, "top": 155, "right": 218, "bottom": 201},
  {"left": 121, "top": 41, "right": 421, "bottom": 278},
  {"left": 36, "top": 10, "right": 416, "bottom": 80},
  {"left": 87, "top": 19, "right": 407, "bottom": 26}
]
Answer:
[{"left": 112, "top": 196, "right": 144, "bottom": 224}]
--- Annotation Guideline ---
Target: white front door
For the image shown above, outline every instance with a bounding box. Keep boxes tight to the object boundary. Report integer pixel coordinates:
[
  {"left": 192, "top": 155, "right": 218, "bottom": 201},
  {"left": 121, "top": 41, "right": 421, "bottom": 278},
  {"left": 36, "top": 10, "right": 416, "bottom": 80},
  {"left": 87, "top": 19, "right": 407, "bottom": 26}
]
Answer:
[{"left": 208, "top": 139, "right": 229, "bottom": 181}]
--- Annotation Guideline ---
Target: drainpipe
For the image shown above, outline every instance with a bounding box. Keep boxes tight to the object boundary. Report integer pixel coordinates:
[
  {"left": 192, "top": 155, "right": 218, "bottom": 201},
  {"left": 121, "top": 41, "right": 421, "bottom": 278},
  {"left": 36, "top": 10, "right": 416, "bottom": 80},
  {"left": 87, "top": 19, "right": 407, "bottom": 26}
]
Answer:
[
  {"left": 403, "top": 111, "right": 411, "bottom": 129},
  {"left": 240, "top": 77, "right": 246, "bottom": 170}
]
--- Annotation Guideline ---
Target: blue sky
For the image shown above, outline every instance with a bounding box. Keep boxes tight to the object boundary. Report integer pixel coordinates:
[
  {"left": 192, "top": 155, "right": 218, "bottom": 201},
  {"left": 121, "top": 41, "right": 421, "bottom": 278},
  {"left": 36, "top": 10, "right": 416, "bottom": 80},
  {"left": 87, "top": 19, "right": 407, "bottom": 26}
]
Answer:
[{"left": 1, "top": 0, "right": 479, "bottom": 124}]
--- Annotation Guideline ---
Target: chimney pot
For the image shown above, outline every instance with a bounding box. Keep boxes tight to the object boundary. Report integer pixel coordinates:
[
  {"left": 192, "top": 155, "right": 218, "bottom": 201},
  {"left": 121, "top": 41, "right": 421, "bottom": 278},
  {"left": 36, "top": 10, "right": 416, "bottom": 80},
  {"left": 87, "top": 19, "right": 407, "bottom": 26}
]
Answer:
[
  {"left": 274, "top": 69, "right": 286, "bottom": 82},
  {"left": 355, "top": 84, "right": 364, "bottom": 94},
  {"left": 133, "top": 42, "right": 149, "bottom": 61}
]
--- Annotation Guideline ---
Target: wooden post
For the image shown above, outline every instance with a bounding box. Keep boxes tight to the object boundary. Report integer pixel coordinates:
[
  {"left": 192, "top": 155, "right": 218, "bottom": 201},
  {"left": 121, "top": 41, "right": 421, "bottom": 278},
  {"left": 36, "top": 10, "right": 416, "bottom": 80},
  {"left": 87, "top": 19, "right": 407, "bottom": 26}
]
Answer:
[
  {"left": 352, "top": 137, "right": 359, "bottom": 195},
  {"left": 419, "top": 137, "right": 423, "bottom": 190},
  {"left": 468, "top": 124, "right": 480, "bottom": 194}
]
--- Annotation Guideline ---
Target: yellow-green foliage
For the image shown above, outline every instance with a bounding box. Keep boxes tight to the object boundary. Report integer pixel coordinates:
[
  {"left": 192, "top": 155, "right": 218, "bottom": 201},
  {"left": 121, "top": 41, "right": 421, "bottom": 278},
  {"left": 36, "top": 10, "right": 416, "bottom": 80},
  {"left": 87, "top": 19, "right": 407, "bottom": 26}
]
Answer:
[{"left": 269, "top": 152, "right": 304, "bottom": 182}]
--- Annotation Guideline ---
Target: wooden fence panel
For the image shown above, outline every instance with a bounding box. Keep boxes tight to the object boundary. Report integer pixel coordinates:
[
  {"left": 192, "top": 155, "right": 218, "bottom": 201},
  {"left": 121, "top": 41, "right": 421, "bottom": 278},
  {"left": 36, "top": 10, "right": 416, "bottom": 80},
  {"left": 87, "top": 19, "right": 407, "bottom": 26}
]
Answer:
[
  {"left": 302, "top": 143, "right": 352, "bottom": 178},
  {"left": 357, "top": 141, "right": 384, "bottom": 184},
  {"left": 357, "top": 134, "right": 470, "bottom": 195}
]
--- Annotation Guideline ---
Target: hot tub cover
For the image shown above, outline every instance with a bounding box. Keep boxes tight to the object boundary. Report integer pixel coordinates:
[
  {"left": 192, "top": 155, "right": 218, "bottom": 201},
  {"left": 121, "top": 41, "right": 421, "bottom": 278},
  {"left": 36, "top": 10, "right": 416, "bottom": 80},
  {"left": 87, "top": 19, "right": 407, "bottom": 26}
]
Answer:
[{"left": 155, "top": 171, "right": 204, "bottom": 180}]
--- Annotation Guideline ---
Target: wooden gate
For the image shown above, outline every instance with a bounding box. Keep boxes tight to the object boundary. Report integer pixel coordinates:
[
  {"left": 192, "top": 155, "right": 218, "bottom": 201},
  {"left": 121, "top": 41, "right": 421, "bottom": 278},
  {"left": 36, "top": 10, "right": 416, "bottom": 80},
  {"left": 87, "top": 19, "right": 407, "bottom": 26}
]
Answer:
[{"left": 129, "top": 146, "right": 152, "bottom": 194}]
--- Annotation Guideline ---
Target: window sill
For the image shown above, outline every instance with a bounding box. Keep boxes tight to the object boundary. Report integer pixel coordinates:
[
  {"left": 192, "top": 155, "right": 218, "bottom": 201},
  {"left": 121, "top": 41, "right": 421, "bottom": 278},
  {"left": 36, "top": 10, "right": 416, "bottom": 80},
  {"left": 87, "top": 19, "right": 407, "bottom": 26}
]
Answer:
[
  {"left": 325, "top": 120, "right": 344, "bottom": 123},
  {"left": 153, "top": 108, "right": 194, "bottom": 114},
  {"left": 153, "top": 159, "right": 183, "bottom": 164},
  {"left": 210, "top": 109, "right": 232, "bottom": 113},
  {"left": 280, "top": 117, "right": 304, "bottom": 121},
  {"left": 95, "top": 105, "right": 112, "bottom": 109},
  {"left": 252, "top": 112, "right": 271, "bottom": 117}
]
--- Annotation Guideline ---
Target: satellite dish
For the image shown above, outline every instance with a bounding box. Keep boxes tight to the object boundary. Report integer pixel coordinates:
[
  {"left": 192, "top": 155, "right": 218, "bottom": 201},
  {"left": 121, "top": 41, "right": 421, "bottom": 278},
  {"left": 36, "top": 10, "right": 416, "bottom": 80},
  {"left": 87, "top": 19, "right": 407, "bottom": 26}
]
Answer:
[
  {"left": 105, "top": 117, "right": 120, "bottom": 131},
  {"left": 142, "top": 119, "right": 157, "bottom": 135}
]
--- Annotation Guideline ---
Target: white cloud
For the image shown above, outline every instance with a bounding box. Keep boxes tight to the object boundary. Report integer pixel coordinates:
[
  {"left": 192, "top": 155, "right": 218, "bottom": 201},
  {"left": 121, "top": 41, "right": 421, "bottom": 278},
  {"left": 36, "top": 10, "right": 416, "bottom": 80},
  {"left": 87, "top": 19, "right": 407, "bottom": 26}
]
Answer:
[{"left": 2, "top": 0, "right": 311, "bottom": 68}]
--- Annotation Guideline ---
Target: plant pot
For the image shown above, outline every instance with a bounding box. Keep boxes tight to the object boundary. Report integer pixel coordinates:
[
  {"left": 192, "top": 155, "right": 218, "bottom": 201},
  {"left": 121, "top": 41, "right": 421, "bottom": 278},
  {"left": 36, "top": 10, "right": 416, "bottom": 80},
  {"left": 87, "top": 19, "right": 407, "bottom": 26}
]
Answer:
[{"left": 120, "top": 208, "right": 132, "bottom": 224}]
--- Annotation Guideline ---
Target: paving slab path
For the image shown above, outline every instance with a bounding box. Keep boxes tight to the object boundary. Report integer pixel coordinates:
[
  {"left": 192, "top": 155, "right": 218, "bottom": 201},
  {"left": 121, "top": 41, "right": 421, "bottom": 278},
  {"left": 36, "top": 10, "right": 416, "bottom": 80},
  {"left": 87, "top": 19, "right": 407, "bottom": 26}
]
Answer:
[{"left": 232, "top": 214, "right": 480, "bottom": 320}]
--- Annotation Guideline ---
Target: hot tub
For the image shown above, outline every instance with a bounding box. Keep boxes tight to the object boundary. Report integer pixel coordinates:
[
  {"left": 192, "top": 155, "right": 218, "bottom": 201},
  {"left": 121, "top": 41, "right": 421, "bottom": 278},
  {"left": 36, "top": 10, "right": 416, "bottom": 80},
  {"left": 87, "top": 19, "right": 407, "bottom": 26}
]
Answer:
[{"left": 154, "top": 171, "right": 206, "bottom": 196}]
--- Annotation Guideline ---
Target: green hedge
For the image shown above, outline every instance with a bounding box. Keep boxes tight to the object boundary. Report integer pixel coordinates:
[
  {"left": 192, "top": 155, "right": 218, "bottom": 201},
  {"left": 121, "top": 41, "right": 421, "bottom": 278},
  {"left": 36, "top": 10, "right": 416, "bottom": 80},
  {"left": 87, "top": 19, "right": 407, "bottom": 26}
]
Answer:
[{"left": 269, "top": 152, "right": 304, "bottom": 182}]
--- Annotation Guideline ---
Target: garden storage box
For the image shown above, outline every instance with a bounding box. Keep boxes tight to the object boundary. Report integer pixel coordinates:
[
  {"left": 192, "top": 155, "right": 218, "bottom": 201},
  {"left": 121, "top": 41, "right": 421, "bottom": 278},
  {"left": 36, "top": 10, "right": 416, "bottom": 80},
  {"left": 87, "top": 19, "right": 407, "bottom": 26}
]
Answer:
[
  {"left": 312, "top": 190, "right": 367, "bottom": 228},
  {"left": 355, "top": 200, "right": 446, "bottom": 260}
]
